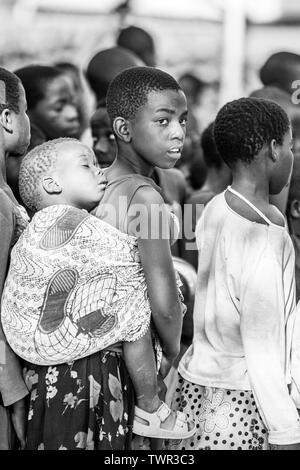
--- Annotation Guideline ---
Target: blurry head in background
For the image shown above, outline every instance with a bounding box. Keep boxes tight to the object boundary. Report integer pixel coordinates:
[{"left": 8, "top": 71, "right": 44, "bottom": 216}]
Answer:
[
  {"left": 200, "top": 122, "right": 231, "bottom": 191},
  {"left": 55, "top": 61, "right": 92, "bottom": 138},
  {"left": 179, "top": 73, "right": 206, "bottom": 108},
  {"left": 91, "top": 98, "right": 116, "bottom": 168},
  {"left": 260, "top": 51, "right": 300, "bottom": 95},
  {"left": 175, "top": 73, "right": 206, "bottom": 188},
  {"left": 15, "top": 65, "right": 80, "bottom": 146},
  {"left": 86, "top": 46, "right": 143, "bottom": 103},
  {"left": 116, "top": 25, "right": 156, "bottom": 67}
]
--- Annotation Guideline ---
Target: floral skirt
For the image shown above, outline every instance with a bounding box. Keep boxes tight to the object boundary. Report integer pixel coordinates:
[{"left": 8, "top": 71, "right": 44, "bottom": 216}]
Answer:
[
  {"left": 165, "top": 374, "right": 269, "bottom": 450},
  {"left": 23, "top": 351, "right": 135, "bottom": 450}
]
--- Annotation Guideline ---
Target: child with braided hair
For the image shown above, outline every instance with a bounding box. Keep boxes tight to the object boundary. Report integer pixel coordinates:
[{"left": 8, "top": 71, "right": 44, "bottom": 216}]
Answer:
[{"left": 167, "top": 97, "right": 300, "bottom": 450}]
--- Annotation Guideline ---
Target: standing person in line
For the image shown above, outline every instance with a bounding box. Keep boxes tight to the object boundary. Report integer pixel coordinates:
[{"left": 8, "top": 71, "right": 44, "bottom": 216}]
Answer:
[
  {"left": 166, "top": 97, "right": 300, "bottom": 450},
  {"left": 93, "top": 66, "right": 190, "bottom": 446},
  {"left": 0, "top": 67, "right": 31, "bottom": 450}
]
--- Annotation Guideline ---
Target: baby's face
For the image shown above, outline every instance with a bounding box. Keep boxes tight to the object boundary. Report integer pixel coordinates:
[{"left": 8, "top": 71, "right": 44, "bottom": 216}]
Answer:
[{"left": 54, "top": 141, "right": 107, "bottom": 211}]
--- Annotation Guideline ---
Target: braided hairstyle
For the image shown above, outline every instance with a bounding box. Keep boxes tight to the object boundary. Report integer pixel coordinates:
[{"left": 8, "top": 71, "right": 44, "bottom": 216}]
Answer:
[
  {"left": 19, "top": 137, "right": 78, "bottom": 212},
  {"left": 214, "top": 97, "right": 290, "bottom": 167},
  {"left": 106, "top": 66, "right": 181, "bottom": 124}
]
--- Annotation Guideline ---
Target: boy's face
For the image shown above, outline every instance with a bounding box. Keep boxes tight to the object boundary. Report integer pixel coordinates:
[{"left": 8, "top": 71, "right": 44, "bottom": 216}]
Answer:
[
  {"left": 54, "top": 141, "right": 107, "bottom": 211},
  {"left": 270, "top": 128, "right": 294, "bottom": 195},
  {"left": 8, "top": 83, "right": 31, "bottom": 156},
  {"left": 129, "top": 89, "right": 188, "bottom": 170},
  {"left": 91, "top": 107, "right": 116, "bottom": 168},
  {"left": 31, "top": 76, "right": 80, "bottom": 139}
]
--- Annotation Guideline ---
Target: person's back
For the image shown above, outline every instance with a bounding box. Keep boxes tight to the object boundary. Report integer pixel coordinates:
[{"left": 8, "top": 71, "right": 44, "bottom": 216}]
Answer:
[
  {"left": 182, "top": 191, "right": 293, "bottom": 383},
  {"left": 167, "top": 97, "right": 300, "bottom": 451}
]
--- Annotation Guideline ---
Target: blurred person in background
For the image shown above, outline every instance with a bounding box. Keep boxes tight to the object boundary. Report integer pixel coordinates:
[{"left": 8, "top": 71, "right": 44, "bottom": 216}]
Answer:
[
  {"left": 260, "top": 51, "right": 300, "bottom": 96},
  {"left": 182, "top": 122, "right": 231, "bottom": 270},
  {"left": 177, "top": 72, "right": 207, "bottom": 192},
  {"left": 86, "top": 46, "right": 143, "bottom": 104},
  {"left": 55, "top": 61, "right": 94, "bottom": 142},
  {"left": 116, "top": 25, "right": 156, "bottom": 67},
  {"left": 6, "top": 65, "right": 80, "bottom": 206}
]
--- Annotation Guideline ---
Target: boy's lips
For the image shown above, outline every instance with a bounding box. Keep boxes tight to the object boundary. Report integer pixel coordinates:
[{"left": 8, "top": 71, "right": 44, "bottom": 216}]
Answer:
[{"left": 167, "top": 147, "right": 183, "bottom": 159}]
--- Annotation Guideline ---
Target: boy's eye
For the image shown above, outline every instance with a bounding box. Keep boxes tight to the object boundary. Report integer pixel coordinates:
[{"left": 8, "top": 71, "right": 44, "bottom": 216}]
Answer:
[
  {"left": 180, "top": 117, "right": 187, "bottom": 125},
  {"left": 158, "top": 118, "right": 168, "bottom": 125}
]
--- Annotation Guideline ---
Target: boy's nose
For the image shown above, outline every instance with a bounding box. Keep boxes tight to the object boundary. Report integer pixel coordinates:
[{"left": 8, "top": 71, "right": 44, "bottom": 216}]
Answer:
[{"left": 170, "top": 122, "right": 185, "bottom": 141}]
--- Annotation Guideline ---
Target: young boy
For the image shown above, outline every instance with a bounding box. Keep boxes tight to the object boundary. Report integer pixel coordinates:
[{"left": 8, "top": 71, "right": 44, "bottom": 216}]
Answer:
[
  {"left": 0, "top": 67, "right": 30, "bottom": 449},
  {"left": 2, "top": 137, "right": 194, "bottom": 442}
]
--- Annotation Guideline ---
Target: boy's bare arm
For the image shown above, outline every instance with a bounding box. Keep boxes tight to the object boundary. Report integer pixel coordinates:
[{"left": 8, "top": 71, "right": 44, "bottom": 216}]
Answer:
[{"left": 130, "top": 187, "right": 182, "bottom": 360}]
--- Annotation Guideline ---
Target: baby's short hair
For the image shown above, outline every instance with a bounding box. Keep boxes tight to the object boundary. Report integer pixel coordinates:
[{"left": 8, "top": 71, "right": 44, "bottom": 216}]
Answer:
[
  {"left": 214, "top": 97, "right": 290, "bottom": 168},
  {"left": 19, "top": 137, "right": 77, "bottom": 212},
  {"left": 106, "top": 66, "right": 181, "bottom": 124}
]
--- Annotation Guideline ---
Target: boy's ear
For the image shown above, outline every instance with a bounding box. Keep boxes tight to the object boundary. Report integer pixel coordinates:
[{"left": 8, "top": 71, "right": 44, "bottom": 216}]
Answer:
[
  {"left": 270, "top": 139, "right": 278, "bottom": 162},
  {"left": 113, "top": 117, "right": 132, "bottom": 143},
  {"left": 290, "top": 199, "right": 300, "bottom": 219},
  {"left": 42, "top": 175, "right": 62, "bottom": 195},
  {"left": 0, "top": 108, "right": 13, "bottom": 134}
]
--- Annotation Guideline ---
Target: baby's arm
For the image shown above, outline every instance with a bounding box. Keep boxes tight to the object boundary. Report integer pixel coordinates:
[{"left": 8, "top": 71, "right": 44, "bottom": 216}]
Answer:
[{"left": 127, "top": 187, "right": 182, "bottom": 364}]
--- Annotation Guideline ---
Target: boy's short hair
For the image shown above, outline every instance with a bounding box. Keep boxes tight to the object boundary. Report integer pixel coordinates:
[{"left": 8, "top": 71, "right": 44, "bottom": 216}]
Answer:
[
  {"left": 201, "top": 122, "right": 223, "bottom": 169},
  {"left": 14, "top": 65, "right": 64, "bottom": 110},
  {"left": 214, "top": 97, "right": 290, "bottom": 167},
  {"left": 19, "top": 137, "right": 77, "bottom": 212},
  {"left": 106, "top": 66, "right": 181, "bottom": 124},
  {"left": 0, "top": 67, "right": 21, "bottom": 113}
]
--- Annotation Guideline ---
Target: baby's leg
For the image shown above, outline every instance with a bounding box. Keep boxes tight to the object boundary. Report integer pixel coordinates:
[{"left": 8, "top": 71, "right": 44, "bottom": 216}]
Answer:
[{"left": 123, "top": 327, "right": 160, "bottom": 413}]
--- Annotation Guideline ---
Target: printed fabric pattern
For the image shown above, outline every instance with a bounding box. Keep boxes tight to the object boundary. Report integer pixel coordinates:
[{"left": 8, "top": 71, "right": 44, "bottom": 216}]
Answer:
[{"left": 1, "top": 205, "right": 151, "bottom": 365}]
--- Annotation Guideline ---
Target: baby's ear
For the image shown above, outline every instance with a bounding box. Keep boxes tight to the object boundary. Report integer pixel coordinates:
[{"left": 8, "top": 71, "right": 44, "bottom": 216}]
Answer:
[
  {"left": 113, "top": 117, "right": 131, "bottom": 143},
  {"left": 289, "top": 199, "right": 300, "bottom": 219},
  {"left": 42, "top": 175, "right": 62, "bottom": 194}
]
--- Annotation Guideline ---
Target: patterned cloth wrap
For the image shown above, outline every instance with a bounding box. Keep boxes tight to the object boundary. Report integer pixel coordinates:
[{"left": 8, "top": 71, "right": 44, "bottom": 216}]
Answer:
[{"left": 1, "top": 205, "right": 155, "bottom": 365}]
